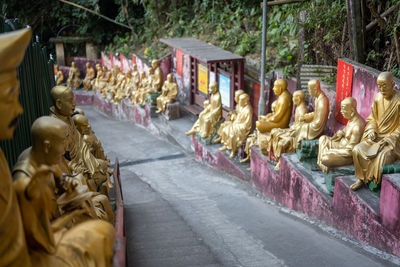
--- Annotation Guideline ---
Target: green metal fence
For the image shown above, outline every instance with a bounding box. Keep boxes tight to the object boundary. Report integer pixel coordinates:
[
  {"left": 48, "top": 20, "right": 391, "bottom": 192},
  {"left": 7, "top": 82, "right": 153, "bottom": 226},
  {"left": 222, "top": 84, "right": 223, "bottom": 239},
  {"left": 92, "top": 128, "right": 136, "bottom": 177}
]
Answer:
[{"left": 0, "top": 19, "right": 55, "bottom": 169}]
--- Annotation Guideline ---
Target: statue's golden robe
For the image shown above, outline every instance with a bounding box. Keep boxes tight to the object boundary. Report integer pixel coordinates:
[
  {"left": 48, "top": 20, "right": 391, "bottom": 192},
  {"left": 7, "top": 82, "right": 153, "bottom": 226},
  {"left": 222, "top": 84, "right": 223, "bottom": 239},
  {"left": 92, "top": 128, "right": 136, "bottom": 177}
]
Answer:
[
  {"left": 353, "top": 91, "right": 400, "bottom": 184},
  {"left": 194, "top": 91, "right": 222, "bottom": 138},
  {"left": 221, "top": 103, "right": 253, "bottom": 151},
  {"left": 0, "top": 149, "right": 31, "bottom": 267},
  {"left": 258, "top": 90, "right": 293, "bottom": 133},
  {"left": 295, "top": 91, "right": 329, "bottom": 144},
  {"left": 50, "top": 107, "right": 106, "bottom": 190},
  {"left": 13, "top": 152, "right": 114, "bottom": 267}
]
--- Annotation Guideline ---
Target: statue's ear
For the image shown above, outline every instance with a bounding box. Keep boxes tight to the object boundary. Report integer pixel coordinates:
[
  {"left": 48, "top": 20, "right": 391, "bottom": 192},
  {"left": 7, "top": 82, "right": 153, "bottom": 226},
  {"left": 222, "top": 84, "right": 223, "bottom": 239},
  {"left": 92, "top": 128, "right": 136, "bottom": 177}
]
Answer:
[
  {"left": 55, "top": 98, "right": 62, "bottom": 110},
  {"left": 43, "top": 140, "right": 51, "bottom": 154}
]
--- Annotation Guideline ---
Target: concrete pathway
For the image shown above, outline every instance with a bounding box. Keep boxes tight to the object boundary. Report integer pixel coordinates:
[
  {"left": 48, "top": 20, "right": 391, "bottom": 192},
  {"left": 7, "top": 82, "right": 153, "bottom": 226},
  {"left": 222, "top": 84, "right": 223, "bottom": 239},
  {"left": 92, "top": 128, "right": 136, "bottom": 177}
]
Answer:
[{"left": 82, "top": 106, "right": 398, "bottom": 267}]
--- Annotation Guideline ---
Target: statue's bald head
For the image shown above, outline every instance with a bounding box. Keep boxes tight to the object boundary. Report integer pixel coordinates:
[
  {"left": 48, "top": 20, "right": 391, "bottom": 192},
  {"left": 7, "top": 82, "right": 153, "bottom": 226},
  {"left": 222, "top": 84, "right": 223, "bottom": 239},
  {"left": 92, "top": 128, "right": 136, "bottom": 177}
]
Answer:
[
  {"left": 51, "top": 86, "right": 75, "bottom": 116},
  {"left": 340, "top": 97, "right": 358, "bottom": 119},
  {"left": 377, "top": 71, "right": 395, "bottom": 100},
  {"left": 308, "top": 79, "right": 321, "bottom": 97},
  {"left": 341, "top": 97, "right": 357, "bottom": 110},
  {"left": 293, "top": 90, "right": 305, "bottom": 106},
  {"left": 72, "top": 114, "right": 90, "bottom": 135},
  {"left": 234, "top": 89, "right": 245, "bottom": 103},
  {"left": 31, "top": 116, "right": 68, "bottom": 165}
]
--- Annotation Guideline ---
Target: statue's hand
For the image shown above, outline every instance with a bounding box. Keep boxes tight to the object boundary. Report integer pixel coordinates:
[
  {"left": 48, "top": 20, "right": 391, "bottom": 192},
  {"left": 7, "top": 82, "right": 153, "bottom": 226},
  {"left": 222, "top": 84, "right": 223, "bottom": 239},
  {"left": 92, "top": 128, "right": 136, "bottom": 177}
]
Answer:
[{"left": 366, "top": 131, "right": 377, "bottom": 141}]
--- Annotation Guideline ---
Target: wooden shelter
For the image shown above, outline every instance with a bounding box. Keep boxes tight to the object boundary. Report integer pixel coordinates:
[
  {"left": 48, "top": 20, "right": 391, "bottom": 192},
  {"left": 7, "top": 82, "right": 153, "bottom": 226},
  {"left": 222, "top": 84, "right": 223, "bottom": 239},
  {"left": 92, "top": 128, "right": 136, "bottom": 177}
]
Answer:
[{"left": 160, "top": 37, "right": 244, "bottom": 114}]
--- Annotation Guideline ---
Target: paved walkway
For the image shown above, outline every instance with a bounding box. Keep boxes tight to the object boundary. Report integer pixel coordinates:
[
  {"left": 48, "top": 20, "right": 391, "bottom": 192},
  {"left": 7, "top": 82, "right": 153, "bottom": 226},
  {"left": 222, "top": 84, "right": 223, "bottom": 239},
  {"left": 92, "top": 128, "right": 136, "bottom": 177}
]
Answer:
[{"left": 82, "top": 106, "right": 398, "bottom": 267}]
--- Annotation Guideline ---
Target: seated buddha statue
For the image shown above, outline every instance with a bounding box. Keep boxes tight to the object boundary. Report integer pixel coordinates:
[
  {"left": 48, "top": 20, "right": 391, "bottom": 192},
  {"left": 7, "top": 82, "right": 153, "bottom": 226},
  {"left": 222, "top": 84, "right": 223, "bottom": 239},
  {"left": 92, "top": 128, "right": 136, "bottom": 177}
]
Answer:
[
  {"left": 131, "top": 71, "right": 148, "bottom": 105},
  {"left": 218, "top": 93, "right": 253, "bottom": 158},
  {"left": 12, "top": 117, "right": 115, "bottom": 267},
  {"left": 186, "top": 82, "right": 222, "bottom": 139},
  {"left": 67, "top": 61, "right": 81, "bottom": 89},
  {"left": 92, "top": 63, "right": 102, "bottom": 90},
  {"left": 49, "top": 86, "right": 111, "bottom": 194},
  {"left": 317, "top": 97, "right": 366, "bottom": 173},
  {"left": 351, "top": 72, "right": 400, "bottom": 190},
  {"left": 99, "top": 66, "right": 111, "bottom": 97},
  {"left": 138, "top": 68, "right": 155, "bottom": 105},
  {"left": 83, "top": 62, "right": 95, "bottom": 90},
  {"left": 151, "top": 59, "right": 164, "bottom": 93},
  {"left": 214, "top": 89, "right": 245, "bottom": 144},
  {"left": 268, "top": 90, "right": 308, "bottom": 170},
  {"left": 156, "top": 73, "right": 178, "bottom": 113},
  {"left": 256, "top": 79, "right": 293, "bottom": 133},
  {"left": 55, "top": 65, "right": 64, "bottom": 86}
]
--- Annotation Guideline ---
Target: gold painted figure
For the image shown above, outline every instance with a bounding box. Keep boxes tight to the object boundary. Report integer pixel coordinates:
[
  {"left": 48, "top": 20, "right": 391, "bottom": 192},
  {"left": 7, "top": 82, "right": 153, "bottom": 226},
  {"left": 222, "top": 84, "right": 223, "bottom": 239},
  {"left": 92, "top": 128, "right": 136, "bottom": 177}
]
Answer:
[
  {"left": 294, "top": 79, "right": 329, "bottom": 146},
  {"left": 49, "top": 86, "right": 111, "bottom": 194},
  {"left": 186, "top": 82, "right": 222, "bottom": 139},
  {"left": 0, "top": 27, "right": 32, "bottom": 267},
  {"left": 73, "top": 114, "right": 109, "bottom": 162},
  {"left": 131, "top": 71, "right": 148, "bottom": 105},
  {"left": 93, "top": 63, "right": 102, "bottom": 90},
  {"left": 317, "top": 97, "right": 366, "bottom": 173},
  {"left": 138, "top": 68, "right": 155, "bottom": 105},
  {"left": 151, "top": 59, "right": 164, "bottom": 93},
  {"left": 256, "top": 79, "right": 293, "bottom": 133},
  {"left": 218, "top": 93, "right": 253, "bottom": 158},
  {"left": 83, "top": 62, "right": 95, "bottom": 90},
  {"left": 214, "top": 90, "right": 245, "bottom": 144},
  {"left": 12, "top": 117, "right": 115, "bottom": 267},
  {"left": 156, "top": 73, "right": 178, "bottom": 113},
  {"left": 268, "top": 90, "right": 308, "bottom": 170},
  {"left": 67, "top": 61, "right": 81, "bottom": 89},
  {"left": 55, "top": 65, "right": 64, "bottom": 86},
  {"left": 351, "top": 72, "right": 400, "bottom": 190}
]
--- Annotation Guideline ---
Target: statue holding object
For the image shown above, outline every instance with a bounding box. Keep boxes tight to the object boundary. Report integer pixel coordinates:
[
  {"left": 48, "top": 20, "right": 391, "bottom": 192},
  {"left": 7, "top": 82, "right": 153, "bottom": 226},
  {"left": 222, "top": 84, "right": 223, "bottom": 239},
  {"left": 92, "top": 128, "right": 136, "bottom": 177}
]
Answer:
[
  {"left": 351, "top": 72, "right": 400, "bottom": 190},
  {"left": 186, "top": 82, "right": 222, "bottom": 139},
  {"left": 317, "top": 97, "right": 366, "bottom": 173},
  {"left": 156, "top": 73, "right": 178, "bottom": 113}
]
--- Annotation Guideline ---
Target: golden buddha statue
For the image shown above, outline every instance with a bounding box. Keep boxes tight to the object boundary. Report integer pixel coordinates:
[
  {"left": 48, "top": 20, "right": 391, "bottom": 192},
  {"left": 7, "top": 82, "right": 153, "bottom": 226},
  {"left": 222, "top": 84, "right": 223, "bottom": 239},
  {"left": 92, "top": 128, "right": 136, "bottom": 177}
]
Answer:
[
  {"left": 49, "top": 86, "right": 111, "bottom": 193},
  {"left": 114, "top": 71, "right": 131, "bottom": 104},
  {"left": 151, "top": 59, "right": 164, "bottom": 92},
  {"left": 317, "top": 97, "right": 366, "bottom": 173},
  {"left": 12, "top": 116, "right": 114, "bottom": 267},
  {"left": 351, "top": 72, "right": 400, "bottom": 191},
  {"left": 294, "top": 79, "right": 329, "bottom": 146},
  {"left": 0, "top": 27, "right": 32, "bottom": 267},
  {"left": 256, "top": 79, "right": 293, "bottom": 133},
  {"left": 130, "top": 63, "right": 140, "bottom": 94},
  {"left": 268, "top": 90, "right": 308, "bottom": 170},
  {"left": 156, "top": 73, "right": 178, "bottom": 113},
  {"left": 67, "top": 61, "right": 81, "bottom": 89},
  {"left": 218, "top": 93, "right": 253, "bottom": 158},
  {"left": 240, "top": 130, "right": 258, "bottom": 163},
  {"left": 137, "top": 69, "right": 154, "bottom": 105},
  {"left": 55, "top": 65, "right": 64, "bottom": 86},
  {"left": 99, "top": 66, "right": 111, "bottom": 96},
  {"left": 214, "top": 90, "right": 245, "bottom": 144},
  {"left": 83, "top": 62, "right": 95, "bottom": 90},
  {"left": 186, "top": 82, "right": 222, "bottom": 139},
  {"left": 93, "top": 63, "right": 102, "bottom": 90},
  {"left": 131, "top": 71, "right": 147, "bottom": 105},
  {"left": 73, "top": 114, "right": 109, "bottom": 163}
]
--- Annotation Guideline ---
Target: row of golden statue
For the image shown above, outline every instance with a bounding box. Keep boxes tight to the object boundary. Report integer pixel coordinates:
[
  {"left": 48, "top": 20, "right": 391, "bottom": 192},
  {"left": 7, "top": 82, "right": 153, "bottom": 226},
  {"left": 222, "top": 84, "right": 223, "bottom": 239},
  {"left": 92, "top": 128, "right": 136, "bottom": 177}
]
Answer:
[
  {"left": 1, "top": 29, "right": 116, "bottom": 266},
  {"left": 56, "top": 58, "right": 178, "bottom": 114},
  {"left": 186, "top": 73, "right": 400, "bottom": 192}
]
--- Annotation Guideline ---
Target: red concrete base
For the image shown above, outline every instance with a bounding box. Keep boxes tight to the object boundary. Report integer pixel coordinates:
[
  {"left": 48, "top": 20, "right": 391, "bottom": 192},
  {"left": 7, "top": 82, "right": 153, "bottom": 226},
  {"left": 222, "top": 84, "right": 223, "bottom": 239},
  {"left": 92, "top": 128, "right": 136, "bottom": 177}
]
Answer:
[
  {"left": 250, "top": 145, "right": 400, "bottom": 257},
  {"left": 192, "top": 136, "right": 250, "bottom": 181}
]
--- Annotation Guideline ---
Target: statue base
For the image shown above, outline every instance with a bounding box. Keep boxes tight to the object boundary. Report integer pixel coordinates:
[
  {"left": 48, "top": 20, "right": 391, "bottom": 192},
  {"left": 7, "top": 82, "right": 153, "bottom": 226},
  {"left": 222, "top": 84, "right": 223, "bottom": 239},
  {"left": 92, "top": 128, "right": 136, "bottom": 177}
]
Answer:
[{"left": 164, "top": 102, "right": 180, "bottom": 120}]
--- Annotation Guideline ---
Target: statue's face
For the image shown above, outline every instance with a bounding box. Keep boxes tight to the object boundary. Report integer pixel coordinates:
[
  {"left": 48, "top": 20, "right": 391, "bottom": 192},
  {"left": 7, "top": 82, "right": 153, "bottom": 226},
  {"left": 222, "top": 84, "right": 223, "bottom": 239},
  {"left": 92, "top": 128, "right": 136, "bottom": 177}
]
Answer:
[
  {"left": 210, "top": 83, "right": 217, "bottom": 94},
  {"left": 239, "top": 95, "right": 248, "bottom": 107},
  {"left": 57, "top": 89, "right": 76, "bottom": 116},
  {"left": 0, "top": 78, "right": 23, "bottom": 140},
  {"left": 77, "top": 119, "right": 90, "bottom": 135},
  {"left": 340, "top": 102, "right": 353, "bottom": 119},
  {"left": 152, "top": 61, "right": 158, "bottom": 69},
  {"left": 293, "top": 93, "right": 302, "bottom": 106},
  {"left": 167, "top": 74, "right": 173, "bottom": 82},
  {"left": 377, "top": 79, "right": 394, "bottom": 100},
  {"left": 308, "top": 83, "right": 318, "bottom": 97},
  {"left": 273, "top": 82, "right": 282, "bottom": 96}
]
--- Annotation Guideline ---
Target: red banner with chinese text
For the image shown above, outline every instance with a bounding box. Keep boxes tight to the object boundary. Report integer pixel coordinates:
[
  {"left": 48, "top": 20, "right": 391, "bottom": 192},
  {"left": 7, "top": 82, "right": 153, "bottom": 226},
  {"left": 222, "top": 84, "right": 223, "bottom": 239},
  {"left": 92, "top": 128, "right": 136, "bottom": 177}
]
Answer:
[
  {"left": 176, "top": 49, "right": 183, "bottom": 76},
  {"left": 110, "top": 53, "right": 114, "bottom": 68},
  {"left": 335, "top": 59, "right": 354, "bottom": 125}
]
